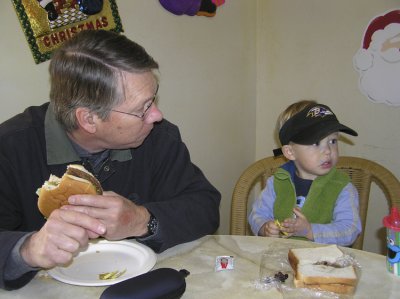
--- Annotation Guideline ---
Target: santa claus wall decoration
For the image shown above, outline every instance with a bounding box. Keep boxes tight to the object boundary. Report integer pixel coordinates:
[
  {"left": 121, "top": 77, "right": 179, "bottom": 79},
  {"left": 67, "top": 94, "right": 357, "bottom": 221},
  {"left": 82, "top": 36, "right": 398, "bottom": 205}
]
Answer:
[
  {"left": 12, "top": 0, "right": 123, "bottom": 64},
  {"left": 353, "top": 9, "right": 400, "bottom": 107}
]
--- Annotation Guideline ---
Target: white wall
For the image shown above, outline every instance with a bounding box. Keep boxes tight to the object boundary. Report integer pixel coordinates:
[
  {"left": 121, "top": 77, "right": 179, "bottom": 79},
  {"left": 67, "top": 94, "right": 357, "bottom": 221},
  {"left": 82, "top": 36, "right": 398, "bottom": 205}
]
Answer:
[
  {"left": 0, "top": 2, "right": 50, "bottom": 113},
  {"left": 1, "top": 1, "right": 399, "bottom": 254},
  {"left": 121, "top": 1, "right": 257, "bottom": 237}
]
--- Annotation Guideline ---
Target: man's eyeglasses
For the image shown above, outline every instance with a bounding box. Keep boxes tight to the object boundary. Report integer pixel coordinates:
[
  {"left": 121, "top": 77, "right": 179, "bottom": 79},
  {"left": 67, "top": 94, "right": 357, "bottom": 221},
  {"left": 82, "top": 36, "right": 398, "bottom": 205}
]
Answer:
[{"left": 111, "top": 84, "right": 159, "bottom": 119}]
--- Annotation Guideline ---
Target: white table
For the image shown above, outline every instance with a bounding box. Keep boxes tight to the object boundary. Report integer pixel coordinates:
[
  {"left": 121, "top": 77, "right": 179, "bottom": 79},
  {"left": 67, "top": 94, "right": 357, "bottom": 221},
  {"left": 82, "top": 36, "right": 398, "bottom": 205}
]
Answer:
[{"left": 0, "top": 235, "right": 399, "bottom": 298}]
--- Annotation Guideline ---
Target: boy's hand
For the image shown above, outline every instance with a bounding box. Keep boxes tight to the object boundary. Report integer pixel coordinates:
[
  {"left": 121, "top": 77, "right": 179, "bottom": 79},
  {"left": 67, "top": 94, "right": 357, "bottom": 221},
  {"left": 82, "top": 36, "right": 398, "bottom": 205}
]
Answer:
[
  {"left": 281, "top": 208, "right": 314, "bottom": 240},
  {"left": 259, "top": 220, "right": 281, "bottom": 237},
  {"left": 274, "top": 219, "right": 289, "bottom": 237}
]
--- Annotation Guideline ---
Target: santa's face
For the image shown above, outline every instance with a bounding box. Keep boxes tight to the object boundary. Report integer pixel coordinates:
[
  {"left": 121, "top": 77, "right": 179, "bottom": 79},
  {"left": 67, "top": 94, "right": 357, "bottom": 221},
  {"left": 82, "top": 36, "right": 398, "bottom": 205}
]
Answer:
[{"left": 354, "top": 17, "right": 400, "bottom": 106}]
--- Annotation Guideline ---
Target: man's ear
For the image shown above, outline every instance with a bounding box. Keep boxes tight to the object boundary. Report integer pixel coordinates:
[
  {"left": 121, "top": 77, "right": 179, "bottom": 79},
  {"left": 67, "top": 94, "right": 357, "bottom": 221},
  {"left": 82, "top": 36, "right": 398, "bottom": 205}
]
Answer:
[
  {"left": 281, "top": 144, "right": 295, "bottom": 161},
  {"left": 75, "top": 107, "right": 97, "bottom": 134}
]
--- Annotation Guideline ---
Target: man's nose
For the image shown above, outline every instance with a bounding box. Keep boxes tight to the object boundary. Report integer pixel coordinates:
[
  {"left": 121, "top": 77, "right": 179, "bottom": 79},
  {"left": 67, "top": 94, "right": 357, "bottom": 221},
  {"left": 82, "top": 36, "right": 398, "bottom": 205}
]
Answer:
[{"left": 145, "top": 104, "right": 163, "bottom": 123}]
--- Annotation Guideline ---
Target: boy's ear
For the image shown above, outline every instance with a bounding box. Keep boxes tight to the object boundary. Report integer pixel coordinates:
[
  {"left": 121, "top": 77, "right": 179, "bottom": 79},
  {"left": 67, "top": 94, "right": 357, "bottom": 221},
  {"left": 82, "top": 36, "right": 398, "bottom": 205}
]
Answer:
[
  {"left": 75, "top": 107, "right": 97, "bottom": 134},
  {"left": 282, "top": 144, "right": 295, "bottom": 161}
]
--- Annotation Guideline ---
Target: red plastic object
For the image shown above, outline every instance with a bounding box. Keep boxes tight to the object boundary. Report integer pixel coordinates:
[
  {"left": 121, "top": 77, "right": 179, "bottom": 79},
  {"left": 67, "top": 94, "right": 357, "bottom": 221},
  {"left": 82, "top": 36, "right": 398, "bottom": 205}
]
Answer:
[{"left": 383, "top": 207, "right": 400, "bottom": 231}]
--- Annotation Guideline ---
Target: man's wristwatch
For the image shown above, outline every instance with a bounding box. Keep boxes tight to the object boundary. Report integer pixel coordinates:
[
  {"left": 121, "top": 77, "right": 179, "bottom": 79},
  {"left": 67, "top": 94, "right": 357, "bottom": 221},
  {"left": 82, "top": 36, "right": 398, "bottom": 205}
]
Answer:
[{"left": 147, "top": 213, "right": 158, "bottom": 235}]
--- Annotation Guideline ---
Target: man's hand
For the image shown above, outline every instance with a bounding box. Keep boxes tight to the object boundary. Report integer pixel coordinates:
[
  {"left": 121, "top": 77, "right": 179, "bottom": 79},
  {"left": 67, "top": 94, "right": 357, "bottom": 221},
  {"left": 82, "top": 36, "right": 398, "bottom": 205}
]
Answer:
[
  {"left": 64, "top": 191, "right": 151, "bottom": 240},
  {"left": 20, "top": 209, "right": 106, "bottom": 269}
]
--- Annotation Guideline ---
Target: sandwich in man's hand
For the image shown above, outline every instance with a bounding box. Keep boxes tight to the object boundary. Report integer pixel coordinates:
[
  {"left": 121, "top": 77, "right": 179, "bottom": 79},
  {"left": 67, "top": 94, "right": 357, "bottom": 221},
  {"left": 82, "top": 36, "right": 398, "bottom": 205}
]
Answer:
[
  {"left": 288, "top": 245, "right": 358, "bottom": 295},
  {"left": 37, "top": 164, "right": 103, "bottom": 218}
]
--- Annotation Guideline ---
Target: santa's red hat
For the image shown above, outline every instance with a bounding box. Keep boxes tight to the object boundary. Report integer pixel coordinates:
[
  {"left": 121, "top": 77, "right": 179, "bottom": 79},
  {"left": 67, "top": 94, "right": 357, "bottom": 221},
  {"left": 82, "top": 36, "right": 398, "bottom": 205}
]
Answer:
[
  {"left": 354, "top": 9, "right": 400, "bottom": 71},
  {"left": 362, "top": 10, "right": 400, "bottom": 49}
]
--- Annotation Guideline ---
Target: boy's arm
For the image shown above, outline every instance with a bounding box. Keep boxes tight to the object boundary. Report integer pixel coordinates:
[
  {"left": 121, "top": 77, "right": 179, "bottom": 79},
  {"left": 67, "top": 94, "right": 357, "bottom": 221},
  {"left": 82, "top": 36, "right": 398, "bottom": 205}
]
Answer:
[
  {"left": 248, "top": 177, "right": 276, "bottom": 235},
  {"left": 311, "top": 183, "right": 362, "bottom": 246}
]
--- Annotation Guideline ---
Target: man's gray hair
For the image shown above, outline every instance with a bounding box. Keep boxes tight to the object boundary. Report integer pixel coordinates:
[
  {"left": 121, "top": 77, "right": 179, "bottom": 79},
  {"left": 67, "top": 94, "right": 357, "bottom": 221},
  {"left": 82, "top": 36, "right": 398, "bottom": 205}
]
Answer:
[{"left": 49, "top": 30, "right": 159, "bottom": 131}]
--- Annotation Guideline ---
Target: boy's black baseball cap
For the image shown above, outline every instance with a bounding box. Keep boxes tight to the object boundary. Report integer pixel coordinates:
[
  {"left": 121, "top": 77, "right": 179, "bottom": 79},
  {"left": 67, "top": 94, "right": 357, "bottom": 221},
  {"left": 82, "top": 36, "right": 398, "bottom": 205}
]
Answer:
[{"left": 279, "top": 104, "right": 358, "bottom": 145}]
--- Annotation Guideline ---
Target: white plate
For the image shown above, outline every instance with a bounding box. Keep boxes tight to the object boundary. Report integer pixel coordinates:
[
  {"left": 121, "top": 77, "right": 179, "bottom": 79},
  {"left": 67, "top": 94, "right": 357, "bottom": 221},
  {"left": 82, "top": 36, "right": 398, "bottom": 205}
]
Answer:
[{"left": 47, "top": 239, "right": 156, "bottom": 286}]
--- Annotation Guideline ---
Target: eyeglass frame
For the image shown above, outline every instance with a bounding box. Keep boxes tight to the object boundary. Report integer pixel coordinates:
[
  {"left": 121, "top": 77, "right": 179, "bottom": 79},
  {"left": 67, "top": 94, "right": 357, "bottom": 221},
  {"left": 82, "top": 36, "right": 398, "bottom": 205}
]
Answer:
[{"left": 111, "top": 83, "right": 159, "bottom": 119}]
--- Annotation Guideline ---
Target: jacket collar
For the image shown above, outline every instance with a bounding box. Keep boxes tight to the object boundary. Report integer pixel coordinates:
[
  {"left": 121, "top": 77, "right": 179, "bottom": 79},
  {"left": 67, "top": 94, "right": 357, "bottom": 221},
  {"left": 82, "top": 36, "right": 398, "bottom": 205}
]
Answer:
[{"left": 44, "top": 103, "right": 132, "bottom": 165}]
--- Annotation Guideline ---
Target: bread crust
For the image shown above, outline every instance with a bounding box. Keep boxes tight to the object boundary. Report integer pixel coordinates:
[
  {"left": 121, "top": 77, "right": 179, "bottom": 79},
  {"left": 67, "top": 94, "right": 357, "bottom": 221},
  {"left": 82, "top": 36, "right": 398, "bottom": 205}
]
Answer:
[
  {"left": 294, "top": 277, "right": 355, "bottom": 295},
  {"left": 297, "top": 264, "right": 357, "bottom": 285},
  {"left": 66, "top": 165, "right": 103, "bottom": 194},
  {"left": 288, "top": 249, "right": 299, "bottom": 275},
  {"left": 37, "top": 166, "right": 102, "bottom": 218}
]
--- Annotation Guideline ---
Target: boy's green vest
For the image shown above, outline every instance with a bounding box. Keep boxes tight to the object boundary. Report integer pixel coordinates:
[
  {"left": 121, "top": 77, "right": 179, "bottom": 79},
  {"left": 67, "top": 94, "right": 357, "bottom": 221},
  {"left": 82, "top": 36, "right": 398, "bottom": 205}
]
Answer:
[{"left": 273, "top": 167, "right": 350, "bottom": 224}]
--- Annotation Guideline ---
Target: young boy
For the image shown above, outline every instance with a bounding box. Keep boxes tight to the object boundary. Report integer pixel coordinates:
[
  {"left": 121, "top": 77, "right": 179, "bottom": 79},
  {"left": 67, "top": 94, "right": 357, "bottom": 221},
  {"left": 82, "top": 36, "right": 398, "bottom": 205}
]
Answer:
[{"left": 248, "top": 101, "right": 362, "bottom": 246}]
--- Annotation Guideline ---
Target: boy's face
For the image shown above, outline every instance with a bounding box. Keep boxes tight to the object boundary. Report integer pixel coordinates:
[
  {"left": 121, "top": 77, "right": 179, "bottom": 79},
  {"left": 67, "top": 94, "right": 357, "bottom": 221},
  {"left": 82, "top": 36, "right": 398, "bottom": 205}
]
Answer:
[{"left": 282, "top": 132, "right": 339, "bottom": 180}]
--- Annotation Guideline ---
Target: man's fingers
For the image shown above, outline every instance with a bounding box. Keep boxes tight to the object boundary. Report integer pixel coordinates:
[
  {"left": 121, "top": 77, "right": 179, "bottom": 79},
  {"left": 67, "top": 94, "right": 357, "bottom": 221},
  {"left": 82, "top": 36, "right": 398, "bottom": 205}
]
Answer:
[
  {"left": 68, "top": 193, "right": 116, "bottom": 208},
  {"left": 56, "top": 209, "right": 106, "bottom": 235}
]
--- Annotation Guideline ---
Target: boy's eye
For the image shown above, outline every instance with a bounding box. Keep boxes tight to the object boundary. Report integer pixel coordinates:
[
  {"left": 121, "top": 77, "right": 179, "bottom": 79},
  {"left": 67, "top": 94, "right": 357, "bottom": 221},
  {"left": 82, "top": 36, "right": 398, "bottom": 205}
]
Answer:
[
  {"left": 312, "top": 141, "right": 320, "bottom": 146},
  {"left": 329, "top": 139, "right": 338, "bottom": 145}
]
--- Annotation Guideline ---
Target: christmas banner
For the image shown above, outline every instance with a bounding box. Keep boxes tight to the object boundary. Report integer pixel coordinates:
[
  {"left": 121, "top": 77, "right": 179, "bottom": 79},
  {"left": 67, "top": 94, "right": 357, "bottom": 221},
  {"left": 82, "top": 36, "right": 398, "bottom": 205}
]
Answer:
[{"left": 12, "top": 0, "right": 123, "bottom": 64}]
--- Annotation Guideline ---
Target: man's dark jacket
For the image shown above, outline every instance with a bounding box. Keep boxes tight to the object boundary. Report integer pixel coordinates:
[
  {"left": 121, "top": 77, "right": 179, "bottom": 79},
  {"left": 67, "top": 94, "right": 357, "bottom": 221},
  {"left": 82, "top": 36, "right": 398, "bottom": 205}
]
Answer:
[{"left": 0, "top": 103, "right": 220, "bottom": 289}]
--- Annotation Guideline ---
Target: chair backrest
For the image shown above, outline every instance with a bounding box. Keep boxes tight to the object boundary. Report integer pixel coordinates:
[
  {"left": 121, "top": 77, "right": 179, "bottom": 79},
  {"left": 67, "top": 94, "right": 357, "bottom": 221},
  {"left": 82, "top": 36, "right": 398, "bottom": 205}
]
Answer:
[{"left": 230, "top": 156, "right": 400, "bottom": 250}]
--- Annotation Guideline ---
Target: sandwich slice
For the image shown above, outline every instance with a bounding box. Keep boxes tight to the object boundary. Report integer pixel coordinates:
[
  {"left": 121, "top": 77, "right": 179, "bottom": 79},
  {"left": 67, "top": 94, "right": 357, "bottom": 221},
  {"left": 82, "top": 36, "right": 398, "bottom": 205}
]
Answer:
[
  {"left": 288, "top": 245, "right": 357, "bottom": 295},
  {"left": 37, "top": 164, "right": 103, "bottom": 218}
]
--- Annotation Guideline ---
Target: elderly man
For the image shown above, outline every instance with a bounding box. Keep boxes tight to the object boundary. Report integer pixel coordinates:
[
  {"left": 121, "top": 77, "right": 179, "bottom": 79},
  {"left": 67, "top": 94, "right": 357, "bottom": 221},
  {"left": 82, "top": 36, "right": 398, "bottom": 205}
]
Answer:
[{"left": 0, "top": 30, "right": 220, "bottom": 290}]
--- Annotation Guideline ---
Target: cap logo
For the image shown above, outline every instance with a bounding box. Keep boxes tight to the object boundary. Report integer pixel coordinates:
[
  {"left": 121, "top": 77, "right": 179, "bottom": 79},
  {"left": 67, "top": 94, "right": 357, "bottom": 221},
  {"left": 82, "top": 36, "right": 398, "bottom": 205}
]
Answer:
[{"left": 306, "top": 106, "right": 333, "bottom": 118}]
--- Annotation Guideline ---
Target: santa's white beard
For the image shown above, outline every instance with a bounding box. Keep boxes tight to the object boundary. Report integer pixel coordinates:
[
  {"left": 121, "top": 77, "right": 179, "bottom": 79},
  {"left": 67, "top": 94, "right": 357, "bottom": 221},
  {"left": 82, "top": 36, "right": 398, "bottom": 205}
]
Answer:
[{"left": 358, "top": 53, "right": 400, "bottom": 106}]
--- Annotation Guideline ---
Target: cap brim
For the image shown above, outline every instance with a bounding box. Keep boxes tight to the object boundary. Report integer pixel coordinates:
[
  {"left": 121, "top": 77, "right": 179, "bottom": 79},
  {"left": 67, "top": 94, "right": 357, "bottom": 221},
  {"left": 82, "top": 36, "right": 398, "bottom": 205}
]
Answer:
[{"left": 291, "top": 122, "right": 358, "bottom": 145}]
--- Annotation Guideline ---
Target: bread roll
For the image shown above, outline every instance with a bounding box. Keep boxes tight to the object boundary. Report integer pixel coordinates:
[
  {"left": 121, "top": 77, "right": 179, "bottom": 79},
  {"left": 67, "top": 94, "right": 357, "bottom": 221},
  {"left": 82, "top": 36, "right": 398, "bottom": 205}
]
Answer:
[{"left": 37, "top": 164, "right": 102, "bottom": 218}]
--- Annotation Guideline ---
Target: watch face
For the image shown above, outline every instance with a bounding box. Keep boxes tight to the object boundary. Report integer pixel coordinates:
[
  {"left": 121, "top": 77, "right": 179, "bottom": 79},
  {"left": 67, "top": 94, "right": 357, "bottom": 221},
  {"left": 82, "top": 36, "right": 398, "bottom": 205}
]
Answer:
[{"left": 147, "top": 215, "right": 158, "bottom": 235}]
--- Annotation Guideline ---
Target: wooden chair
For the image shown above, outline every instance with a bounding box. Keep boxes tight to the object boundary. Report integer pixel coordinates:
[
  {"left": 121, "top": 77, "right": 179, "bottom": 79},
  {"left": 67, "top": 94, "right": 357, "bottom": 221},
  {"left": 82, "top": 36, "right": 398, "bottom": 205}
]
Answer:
[{"left": 230, "top": 156, "right": 400, "bottom": 250}]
